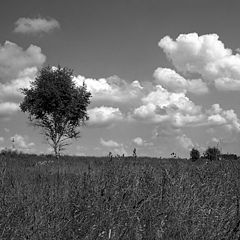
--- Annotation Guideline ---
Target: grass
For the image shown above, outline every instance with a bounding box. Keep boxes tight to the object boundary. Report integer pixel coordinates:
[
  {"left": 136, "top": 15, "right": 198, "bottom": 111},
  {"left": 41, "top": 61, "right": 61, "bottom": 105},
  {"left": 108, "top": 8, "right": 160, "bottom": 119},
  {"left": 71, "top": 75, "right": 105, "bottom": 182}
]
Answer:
[{"left": 0, "top": 151, "right": 240, "bottom": 239}]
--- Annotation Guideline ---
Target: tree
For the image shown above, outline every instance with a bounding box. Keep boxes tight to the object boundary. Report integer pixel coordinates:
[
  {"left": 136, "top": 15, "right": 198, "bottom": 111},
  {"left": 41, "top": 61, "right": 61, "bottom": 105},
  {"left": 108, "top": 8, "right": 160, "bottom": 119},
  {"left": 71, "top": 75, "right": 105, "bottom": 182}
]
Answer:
[
  {"left": 190, "top": 148, "right": 200, "bottom": 162},
  {"left": 204, "top": 146, "right": 221, "bottom": 161},
  {"left": 20, "top": 66, "right": 91, "bottom": 158}
]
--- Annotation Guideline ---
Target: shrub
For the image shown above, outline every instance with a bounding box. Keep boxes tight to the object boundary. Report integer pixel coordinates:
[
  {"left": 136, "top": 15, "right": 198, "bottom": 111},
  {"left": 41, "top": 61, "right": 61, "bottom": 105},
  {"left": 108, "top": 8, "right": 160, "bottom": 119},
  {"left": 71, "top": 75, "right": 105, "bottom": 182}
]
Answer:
[
  {"left": 190, "top": 148, "right": 200, "bottom": 162},
  {"left": 204, "top": 146, "right": 221, "bottom": 161}
]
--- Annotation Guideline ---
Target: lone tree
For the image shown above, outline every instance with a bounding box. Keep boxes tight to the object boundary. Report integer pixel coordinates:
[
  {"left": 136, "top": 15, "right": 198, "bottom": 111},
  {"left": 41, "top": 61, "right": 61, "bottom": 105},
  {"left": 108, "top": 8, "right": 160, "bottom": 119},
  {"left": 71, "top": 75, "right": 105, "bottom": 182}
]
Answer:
[
  {"left": 190, "top": 148, "right": 200, "bottom": 162},
  {"left": 20, "top": 66, "right": 91, "bottom": 158}
]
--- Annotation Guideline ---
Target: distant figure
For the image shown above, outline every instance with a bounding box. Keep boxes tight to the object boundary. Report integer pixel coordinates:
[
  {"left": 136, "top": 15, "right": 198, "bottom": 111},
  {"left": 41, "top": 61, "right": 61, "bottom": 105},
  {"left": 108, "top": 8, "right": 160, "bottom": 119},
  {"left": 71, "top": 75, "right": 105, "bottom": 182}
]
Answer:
[
  {"left": 133, "top": 148, "right": 137, "bottom": 159},
  {"left": 108, "top": 152, "right": 113, "bottom": 161},
  {"left": 11, "top": 137, "right": 15, "bottom": 150}
]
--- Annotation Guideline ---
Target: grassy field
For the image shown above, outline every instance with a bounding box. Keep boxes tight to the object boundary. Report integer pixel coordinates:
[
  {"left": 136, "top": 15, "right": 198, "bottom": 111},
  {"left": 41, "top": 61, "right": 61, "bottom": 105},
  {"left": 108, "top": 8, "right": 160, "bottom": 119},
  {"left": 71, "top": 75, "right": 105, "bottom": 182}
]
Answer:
[{"left": 0, "top": 151, "right": 240, "bottom": 239}]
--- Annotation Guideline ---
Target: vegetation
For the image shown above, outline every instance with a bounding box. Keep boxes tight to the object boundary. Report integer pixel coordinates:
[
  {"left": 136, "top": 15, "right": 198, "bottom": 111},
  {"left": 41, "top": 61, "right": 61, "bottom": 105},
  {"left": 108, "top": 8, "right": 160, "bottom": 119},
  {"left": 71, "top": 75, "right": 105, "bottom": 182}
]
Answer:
[
  {"left": 190, "top": 148, "right": 200, "bottom": 162},
  {"left": 1, "top": 151, "right": 240, "bottom": 239},
  {"left": 20, "top": 66, "right": 91, "bottom": 158},
  {"left": 204, "top": 146, "right": 221, "bottom": 161}
]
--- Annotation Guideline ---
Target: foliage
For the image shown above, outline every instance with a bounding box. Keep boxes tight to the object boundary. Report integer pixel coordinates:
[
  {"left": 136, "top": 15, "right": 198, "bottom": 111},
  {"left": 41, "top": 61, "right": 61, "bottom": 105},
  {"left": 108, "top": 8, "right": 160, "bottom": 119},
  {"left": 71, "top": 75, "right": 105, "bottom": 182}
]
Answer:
[
  {"left": 190, "top": 148, "right": 200, "bottom": 162},
  {"left": 1, "top": 154, "right": 240, "bottom": 239},
  {"left": 204, "top": 146, "right": 221, "bottom": 161},
  {"left": 20, "top": 66, "right": 91, "bottom": 158}
]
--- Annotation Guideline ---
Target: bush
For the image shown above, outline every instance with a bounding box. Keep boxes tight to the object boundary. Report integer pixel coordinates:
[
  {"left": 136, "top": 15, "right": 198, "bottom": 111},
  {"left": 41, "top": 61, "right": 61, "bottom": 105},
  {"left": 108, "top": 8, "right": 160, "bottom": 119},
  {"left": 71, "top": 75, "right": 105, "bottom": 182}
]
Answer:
[
  {"left": 190, "top": 148, "right": 200, "bottom": 162},
  {"left": 204, "top": 146, "right": 221, "bottom": 161}
]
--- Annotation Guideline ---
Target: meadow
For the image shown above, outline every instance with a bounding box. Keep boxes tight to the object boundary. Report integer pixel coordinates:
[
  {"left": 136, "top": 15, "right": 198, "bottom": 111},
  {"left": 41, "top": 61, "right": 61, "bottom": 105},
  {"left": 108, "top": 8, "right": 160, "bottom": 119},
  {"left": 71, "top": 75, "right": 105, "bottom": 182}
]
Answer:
[{"left": 0, "top": 150, "right": 240, "bottom": 239}]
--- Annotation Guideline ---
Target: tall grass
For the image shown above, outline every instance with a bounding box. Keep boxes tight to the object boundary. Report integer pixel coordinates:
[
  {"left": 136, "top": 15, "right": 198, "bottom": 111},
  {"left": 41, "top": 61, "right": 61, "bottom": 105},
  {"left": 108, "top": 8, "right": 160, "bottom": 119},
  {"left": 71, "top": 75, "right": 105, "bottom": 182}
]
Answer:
[{"left": 0, "top": 152, "right": 240, "bottom": 239}]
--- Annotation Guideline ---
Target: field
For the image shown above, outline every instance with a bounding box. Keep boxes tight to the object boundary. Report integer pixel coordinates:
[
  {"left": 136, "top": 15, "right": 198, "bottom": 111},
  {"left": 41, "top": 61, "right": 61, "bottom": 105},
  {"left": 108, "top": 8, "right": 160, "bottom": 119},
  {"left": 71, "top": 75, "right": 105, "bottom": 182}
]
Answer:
[{"left": 1, "top": 151, "right": 240, "bottom": 239}]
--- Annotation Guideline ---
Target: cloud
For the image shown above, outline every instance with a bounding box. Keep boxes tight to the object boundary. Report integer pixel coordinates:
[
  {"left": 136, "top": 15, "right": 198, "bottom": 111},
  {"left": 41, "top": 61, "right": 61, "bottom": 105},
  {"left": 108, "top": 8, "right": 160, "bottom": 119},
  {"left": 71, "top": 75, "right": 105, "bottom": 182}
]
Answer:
[
  {"left": 206, "top": 104, "right": 240, "bottom": 132},
  {"left": 159, "top": 33, "right": 240, "bottom": 91},
  {"left": 152, "top": 124, "right": 181, "bottom": 138},
  {"left": 132, "top": 85, "right": 203, "bottom": 126},
  {"left": 176, "top": 134, "right": 194, "bottom": 150},
  {"left": 0, "top": 41, "right": 45, "bottom": 82},
  {"left": 88, "top": 106, "right": 124, "bottom": 127},
  {"left": 4, "top": 128, "right": 9, "bottom": 133},
  {"left": 214, "top": 78, "right": 240, "bottom": 90},
  {"left": 0, "top": 102, "right": 19, "bottom": 118},
  {"left": 0, "top": 67, "right": 37, "bottom": 102},
  {"left": 112, "top": 146, "right": 127, "bottom": 156},
  {"left": 100, "top": 138, "right": 127, "bottom": 155},
  {"left": 11, "top": 134, "right": 35, "bottom": 151},
  {"left": 0, "top": 41, "right": 44, "bottom": 120},
  {"left": 74, "top": 75, "right": 143, "bottom": 103},
  {"left": 131, "top": 83, "right": 240, "bottom": 131},
  {"left": 0, "top": 137, "right": 4, "bottom": 143},
  {"left": 154, "top": 67, "right": 208, "bottom": 94},
  {"left": 14, "top": 17, "right": 60, "bottom": 34},
  {"left": 100, "top": 138, "right": 120, "bottom": 147},
  {"left": 133, "top": 137, "right": 144, "bottom": 146}
]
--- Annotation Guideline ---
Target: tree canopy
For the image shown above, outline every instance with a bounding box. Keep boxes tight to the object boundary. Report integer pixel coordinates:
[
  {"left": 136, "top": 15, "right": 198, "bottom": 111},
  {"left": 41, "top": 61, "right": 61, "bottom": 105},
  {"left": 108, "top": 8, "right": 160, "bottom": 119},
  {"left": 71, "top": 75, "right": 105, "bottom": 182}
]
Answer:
[{"left": 20, "top": 66, "right": 91, "bottom": 157}]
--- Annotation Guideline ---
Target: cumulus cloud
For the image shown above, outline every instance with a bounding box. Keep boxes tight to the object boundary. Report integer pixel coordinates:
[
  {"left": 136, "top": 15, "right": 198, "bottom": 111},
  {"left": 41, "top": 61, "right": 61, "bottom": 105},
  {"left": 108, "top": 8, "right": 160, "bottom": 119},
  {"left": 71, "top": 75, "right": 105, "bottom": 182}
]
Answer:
[
  {"left": 176, "top": 134, "right": 194, "bottom": 150},
  {"left": 133, "top": 137, "right": 144, "bottom": 146},
  {"left": 152, "top": 124, "right": 181, "bottom": 138},
  {"left": 14, "top": 17, "right": 60, "bottom": 34},
  {"left": 206, "top": 104, "right": 240, "bottom": 131},
  {"left": 132, "top": 85, "right": 203, "bottom": 126},
  {"left": 11, "top": 134, "right": 35, "bottom": 151},
  {"left": 112, "top": 146, "right": 127, "bottom": 156},
  {"left": 0, "top": 41, "right": 45, "bottom": 82},
  {"left": 0, "top": 67, "right": 37, "bottom": 102},
  {"left": 214, "top": 78, "right": 240, "bottom": 90},
  {"left": 0, "top": 41, "right": 45, "bottom": 120},
  {"left": 100, "top": 138, "right": 127, "bottom": 155},
  {"left": 132, "top": 83, "right": 240, "bottom": 131},
  {"left": 74, "top": 75, "right": 143, "bottom": 103},
  {"left": 154, "top": 67, "right": 208, "bottom": 94},
  {"left": 159, "top": 33, "right": 240, "bottom": 91},
  {"left": 0, "top": 102, "right": 19, "bottom": 118},
  {"left": 100, "top": 138, "right": 120, "bottom": 147},
  {"left": 88, "top": 106, "right": 124, "bottom": 127}
]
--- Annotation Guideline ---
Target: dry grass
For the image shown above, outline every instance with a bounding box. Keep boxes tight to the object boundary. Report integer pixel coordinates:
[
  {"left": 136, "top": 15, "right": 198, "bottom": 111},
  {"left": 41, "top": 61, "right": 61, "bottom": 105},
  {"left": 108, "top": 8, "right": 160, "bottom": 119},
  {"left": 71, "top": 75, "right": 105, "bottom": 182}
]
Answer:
[{"left": 0, "top": 152, "right": 240, "bottom": 239}]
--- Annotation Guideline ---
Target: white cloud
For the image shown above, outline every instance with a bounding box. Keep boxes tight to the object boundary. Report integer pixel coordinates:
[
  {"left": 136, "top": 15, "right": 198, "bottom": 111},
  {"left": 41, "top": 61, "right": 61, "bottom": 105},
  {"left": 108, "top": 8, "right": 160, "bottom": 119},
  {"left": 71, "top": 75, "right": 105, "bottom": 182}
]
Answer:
[
  {"left": 152, "top": 124, "right": 181, "bottom": 138},
  {"left": 132, "top": 85, "right": 203, "bottom": 126},
  {"left": 100, "top": 138, "right": 120, "bottom": 147},
  {"left": 206, "top": 104, "right": 240, "bottom": 131},
  {"left": 176, "top": 134, "right": 194, "bottom": 150},
  {"left": 159, "top": 33, "right": 240, "bottom": 91},
  {"left": 214, "top": 77, "right": 240, "bottom": 90},
  {"left": 133, "top": 137, "right": 144, "bottom": 146},
  {"left": 142, "top": 85, "right": 201, "bottom": 114},
  {"left": 0, "top": 102, "right": 19, "bottom": 118},
  {"left": 0, "top": 41, "right": 45, "bottom": 82},
  {"left": 0, "top": 67, "right": 37, "bottom": 102},
  {"left": 154, "top": 67, "right": 208, "bottom": 94},
  {"left": 11, "top": 134, "right": 35, "bottom": 151},
  {"left": 0, "top": 137, "right": 4, "bottom": 143},
  {"left": 100, "top": 138, "right": 127, "bottom": 155},
  {"left": 14, "top": 17, "right": 60, "bottom": 34},
  {"left": 0, "top": 41, "right": 45, "bottom": 120},
  {"left": 4, "top": 128, "right": 9, "bottom": 133},
  {"left": 113, "top": 146, "right": 127, "bottom": 156},
  {"left": 74, "top": 75, "right": 143, "bottom": 103},
  {"left": 131, "top": 83, "right": 240, "bottom": 131},
  {"left": 159, "top": 33, "right": 231, "bottom": 76},
  {"left": 88, "top": 106, "right": 124, "bottom": 127}
]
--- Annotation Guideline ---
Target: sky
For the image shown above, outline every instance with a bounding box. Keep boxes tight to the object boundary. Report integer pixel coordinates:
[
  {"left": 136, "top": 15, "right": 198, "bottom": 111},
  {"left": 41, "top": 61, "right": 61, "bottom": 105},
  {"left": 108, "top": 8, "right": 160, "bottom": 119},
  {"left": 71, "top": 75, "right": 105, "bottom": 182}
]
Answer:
[{"left": 1, "top": 0, "right": 240, "bottom": 157}]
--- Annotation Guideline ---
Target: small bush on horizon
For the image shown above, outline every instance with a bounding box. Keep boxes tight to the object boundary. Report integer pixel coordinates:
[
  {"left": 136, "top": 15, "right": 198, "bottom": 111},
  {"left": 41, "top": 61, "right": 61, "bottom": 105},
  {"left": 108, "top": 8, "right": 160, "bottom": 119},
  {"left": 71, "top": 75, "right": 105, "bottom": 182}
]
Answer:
[
  {"left": 204, "top": 146, "right": 221, "bottom": 161},
  {"left": 190, "top": 148, "right": 200, "bottom": 162}
]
